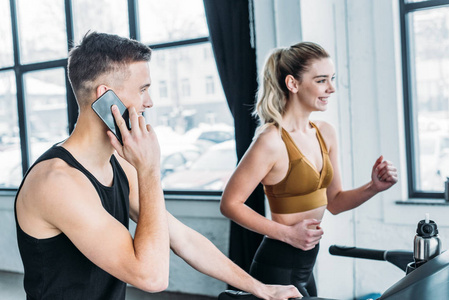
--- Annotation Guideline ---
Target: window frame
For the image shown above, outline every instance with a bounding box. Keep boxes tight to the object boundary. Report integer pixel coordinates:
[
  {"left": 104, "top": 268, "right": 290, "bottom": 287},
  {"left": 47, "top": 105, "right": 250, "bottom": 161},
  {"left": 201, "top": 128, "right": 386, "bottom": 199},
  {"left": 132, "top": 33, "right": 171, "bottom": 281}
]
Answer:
[
  {"left": 399, "top": 0, "right": 449, "bottom": 199},
  {"left": 0, "top": 0, "right": 77, "bottom": 194},
  {"left": 1, "top": 0, "right": 226, "bottom": 198}
]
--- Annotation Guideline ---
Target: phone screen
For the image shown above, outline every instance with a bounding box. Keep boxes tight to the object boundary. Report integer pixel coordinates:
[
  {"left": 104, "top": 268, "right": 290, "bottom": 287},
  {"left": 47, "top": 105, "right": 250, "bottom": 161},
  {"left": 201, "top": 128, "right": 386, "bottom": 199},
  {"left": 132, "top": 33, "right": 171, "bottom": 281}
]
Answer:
[{"left": 91, "top": 90, "right": 130, "bottom": 145}]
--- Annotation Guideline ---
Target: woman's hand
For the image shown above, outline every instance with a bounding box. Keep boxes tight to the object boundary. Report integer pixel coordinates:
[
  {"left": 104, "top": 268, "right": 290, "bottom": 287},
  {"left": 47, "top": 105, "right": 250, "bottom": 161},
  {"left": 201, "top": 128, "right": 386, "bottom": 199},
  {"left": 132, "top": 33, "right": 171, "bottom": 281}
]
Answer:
[
  {"left": 371, "top": 155, "right": 398, "bottom": 192},
  {"left": 282, "top": 219, "right": 323, "bottom": 250}
]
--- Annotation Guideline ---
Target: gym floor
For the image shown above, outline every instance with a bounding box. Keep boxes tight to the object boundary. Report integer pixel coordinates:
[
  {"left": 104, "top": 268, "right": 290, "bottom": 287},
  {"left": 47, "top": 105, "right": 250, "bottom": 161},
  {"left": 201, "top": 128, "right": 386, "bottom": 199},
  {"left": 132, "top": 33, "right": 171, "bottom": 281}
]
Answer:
[{"left": 0, "top": 271, "right": 215, "bottom": 300}]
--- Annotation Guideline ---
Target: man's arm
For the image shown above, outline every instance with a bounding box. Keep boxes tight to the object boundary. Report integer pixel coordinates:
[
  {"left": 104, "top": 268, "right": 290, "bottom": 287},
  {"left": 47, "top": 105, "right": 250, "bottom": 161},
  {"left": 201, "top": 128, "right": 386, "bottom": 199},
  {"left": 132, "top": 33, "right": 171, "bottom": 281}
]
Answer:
[
  {"left": 117, "top": 111, "right": 299, "bottom": 299},
  {"left": 28, "top": 166, "right": 167, "bottom": 292},
  {"left": 40, "top": 106, "right": 169, "bottom": 292},
  {"left": 166, "top": 213, "right": 301, "bottom": 300},
  {"left": 123, "top": 156, "right": 300, "bottom": 298},
  {"left": 109, "top": 105, "right": 170, "bottom": 290}
]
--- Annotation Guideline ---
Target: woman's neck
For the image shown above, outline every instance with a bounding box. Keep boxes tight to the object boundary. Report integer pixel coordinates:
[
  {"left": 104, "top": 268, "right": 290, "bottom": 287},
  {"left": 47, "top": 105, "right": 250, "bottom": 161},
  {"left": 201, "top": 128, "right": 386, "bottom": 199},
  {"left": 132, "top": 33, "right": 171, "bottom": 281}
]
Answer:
[{"left": 281, "top": 107, "right": 312, "bottom": 133}]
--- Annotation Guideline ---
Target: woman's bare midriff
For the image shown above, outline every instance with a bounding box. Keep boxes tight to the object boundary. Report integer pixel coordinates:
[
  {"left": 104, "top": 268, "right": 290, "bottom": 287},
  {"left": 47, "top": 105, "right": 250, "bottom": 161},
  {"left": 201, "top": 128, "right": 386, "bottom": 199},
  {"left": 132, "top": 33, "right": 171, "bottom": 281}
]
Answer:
[{"left": 271, "top": 205, "right": 327, "bottom": 227}]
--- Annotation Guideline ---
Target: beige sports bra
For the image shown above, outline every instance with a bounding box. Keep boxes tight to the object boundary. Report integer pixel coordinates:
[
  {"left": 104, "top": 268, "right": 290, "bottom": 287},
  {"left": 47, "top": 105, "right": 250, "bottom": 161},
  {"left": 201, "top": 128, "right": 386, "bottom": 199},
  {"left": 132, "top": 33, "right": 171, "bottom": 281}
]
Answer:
[{"left": 264, "top": 122, "right": 334, "bottom": 214}]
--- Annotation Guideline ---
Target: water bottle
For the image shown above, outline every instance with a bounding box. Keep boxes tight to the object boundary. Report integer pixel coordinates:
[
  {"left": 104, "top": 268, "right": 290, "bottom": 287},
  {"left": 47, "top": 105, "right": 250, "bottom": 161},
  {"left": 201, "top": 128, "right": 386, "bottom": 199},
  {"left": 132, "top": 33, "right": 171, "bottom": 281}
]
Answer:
[{"left": 406, "top": 214, "right": 441, "bottom": 274}]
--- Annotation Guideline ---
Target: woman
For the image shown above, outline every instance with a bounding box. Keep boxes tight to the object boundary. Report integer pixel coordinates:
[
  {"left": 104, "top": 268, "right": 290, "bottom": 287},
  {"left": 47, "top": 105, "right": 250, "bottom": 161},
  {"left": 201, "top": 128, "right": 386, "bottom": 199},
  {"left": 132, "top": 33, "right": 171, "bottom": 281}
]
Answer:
[{"left": 220, "top": 42, "right": 398, "bottom": 297}]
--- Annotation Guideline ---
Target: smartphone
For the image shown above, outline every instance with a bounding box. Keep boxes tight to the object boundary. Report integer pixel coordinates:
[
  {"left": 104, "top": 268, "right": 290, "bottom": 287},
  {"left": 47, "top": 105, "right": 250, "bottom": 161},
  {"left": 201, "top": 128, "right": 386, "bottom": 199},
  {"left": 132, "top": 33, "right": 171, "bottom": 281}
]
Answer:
[{"left": 91, "top": 90, "right": 130, "bottom": 145}]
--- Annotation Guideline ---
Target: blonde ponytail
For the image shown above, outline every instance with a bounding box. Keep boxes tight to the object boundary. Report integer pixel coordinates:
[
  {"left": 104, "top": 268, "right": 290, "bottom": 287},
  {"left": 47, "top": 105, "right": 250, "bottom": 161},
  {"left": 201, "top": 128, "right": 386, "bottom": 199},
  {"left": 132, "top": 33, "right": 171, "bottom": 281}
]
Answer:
[{"left": 253, "top": 49, "right": 286, "bottom": 135}]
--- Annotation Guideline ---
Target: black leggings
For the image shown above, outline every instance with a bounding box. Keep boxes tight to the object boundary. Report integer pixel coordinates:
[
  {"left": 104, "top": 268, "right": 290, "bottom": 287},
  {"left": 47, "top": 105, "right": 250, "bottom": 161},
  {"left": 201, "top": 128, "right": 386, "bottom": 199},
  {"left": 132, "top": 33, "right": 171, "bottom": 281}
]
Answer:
[{"left": 249, "top": 237, "right": 319, "bottom": 297}]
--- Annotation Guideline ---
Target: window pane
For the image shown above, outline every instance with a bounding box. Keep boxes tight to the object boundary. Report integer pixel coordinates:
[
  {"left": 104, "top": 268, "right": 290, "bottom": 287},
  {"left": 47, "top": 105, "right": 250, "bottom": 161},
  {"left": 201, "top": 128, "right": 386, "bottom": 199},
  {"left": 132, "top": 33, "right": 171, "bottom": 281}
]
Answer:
[
  {"left": 146, "top": 43, "right": 236, "bottom": 191},
  {"left": 24, "top": 68, "right": 69, "bottom": 165},
  {"left": 409, "top": 6, "right": 449, "bottom": 192},
  {"left": 0, "top": 0, "right": 14, "bottom": 68},
  {"left": 138, "top": 0, "right": 209, "bottom": 45},
  {"left": 72, "top": 0, "right": 129, "bottom": 43},
  {"left": 17, "top": 0, "right": 67, "bottom": 64},
  {"left": 0, "top": 71, "right": 21, "bottom": 188}
]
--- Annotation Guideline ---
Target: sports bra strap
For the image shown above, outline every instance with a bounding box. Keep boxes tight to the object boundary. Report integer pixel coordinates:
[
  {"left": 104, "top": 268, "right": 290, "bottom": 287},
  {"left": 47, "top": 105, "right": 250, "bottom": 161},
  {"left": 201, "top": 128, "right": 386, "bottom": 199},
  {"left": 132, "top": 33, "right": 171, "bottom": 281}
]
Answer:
[
  {"left": 310, "top": 122, "right": 329, "bottom": 154},
  {"left": 280, "top": 128, "right": 302, "bottom": 161}
]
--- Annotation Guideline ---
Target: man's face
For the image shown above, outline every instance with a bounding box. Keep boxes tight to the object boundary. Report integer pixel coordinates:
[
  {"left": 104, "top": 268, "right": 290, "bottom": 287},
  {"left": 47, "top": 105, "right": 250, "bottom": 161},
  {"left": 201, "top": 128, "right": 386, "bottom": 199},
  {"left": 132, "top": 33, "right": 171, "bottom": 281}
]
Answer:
[{"left": 114, "top": 61, "right": 153, "bottom": 116}]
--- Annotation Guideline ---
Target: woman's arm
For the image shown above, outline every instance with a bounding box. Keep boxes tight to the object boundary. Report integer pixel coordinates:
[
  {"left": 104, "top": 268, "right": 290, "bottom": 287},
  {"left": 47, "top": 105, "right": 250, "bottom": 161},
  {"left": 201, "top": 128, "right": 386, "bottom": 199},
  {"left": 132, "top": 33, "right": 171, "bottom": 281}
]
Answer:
[
  {"left": 318, "top": 121, "right": 398, "bottom": 215},
  {"left": 221, "top": 128, "right": 323, "bottom": 250}
]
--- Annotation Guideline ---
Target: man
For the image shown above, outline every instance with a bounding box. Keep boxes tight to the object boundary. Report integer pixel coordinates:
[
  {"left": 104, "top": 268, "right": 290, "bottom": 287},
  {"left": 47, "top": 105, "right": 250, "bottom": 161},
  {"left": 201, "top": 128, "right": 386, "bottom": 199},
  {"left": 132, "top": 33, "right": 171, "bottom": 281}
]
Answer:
[{"left": 15, "top": 32, "right": 301, "bottom": 299}]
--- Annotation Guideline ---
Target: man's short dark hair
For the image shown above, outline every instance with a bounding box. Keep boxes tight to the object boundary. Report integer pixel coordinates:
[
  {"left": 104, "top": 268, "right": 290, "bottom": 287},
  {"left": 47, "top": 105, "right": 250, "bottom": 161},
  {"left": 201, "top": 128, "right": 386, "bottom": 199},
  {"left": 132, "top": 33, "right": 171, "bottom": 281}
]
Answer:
[{"left": 68, "top": 32, "right": 152, "bottom": 103}]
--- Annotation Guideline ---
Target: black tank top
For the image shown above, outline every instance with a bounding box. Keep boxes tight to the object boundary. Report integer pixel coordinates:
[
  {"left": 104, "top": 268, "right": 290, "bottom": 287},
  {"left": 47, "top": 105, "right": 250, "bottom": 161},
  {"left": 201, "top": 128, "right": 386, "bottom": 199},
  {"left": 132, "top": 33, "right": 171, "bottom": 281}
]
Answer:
[{"left": 15, "top": 145, "right": 130, "bottom": 300}]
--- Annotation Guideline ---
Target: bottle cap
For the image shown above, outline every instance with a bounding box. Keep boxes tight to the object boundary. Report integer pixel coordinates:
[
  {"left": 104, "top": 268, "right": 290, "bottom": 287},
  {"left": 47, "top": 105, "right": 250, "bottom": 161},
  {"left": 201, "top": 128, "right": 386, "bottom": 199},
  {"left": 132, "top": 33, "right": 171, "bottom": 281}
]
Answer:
[{"left": 416, "top": 219, "right": 438, "bottom": 237}]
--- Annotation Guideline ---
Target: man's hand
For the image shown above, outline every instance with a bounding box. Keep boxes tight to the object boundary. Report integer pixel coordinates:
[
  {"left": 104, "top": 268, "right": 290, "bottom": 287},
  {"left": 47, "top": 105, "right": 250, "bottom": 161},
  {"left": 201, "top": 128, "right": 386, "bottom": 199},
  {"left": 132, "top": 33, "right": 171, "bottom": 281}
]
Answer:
[
  {"left": 108, "top": 105, "right": 160, "bottom": 172},
  {"left": 257, "top": 284, "right": 302, "bottom": 300},
  {"left": 282, "top": 219, "right": 323, "bottom": 250}
]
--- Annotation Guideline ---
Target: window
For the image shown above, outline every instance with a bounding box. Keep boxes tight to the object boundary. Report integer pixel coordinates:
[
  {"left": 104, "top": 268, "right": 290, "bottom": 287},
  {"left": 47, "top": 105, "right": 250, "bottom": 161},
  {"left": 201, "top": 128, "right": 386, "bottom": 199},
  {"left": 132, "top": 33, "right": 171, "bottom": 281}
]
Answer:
[
  {"left": 17, "top": 0, "right": 67, "bottom": 64},
  {"left": 181, "top": 78, "right": 191, "bottom": 97},
  {"left": 0, "top": 1, "right": 14, "bottom": 68},
  {"left": 148, "top": 43, "right": 234, "bottom": 192},
  {"left": 203, "top": 47, "right": 213, "bottom": 60},
  {"left": 159, "top": 80, "right": 168, "bottom": 98},
  {"left": 0, "top": 0, "right": 71, "bottom": 190},
  {"left": 400, "top": 1, "right": 449, "bottom": 198},
  {"left": 205, "top": 75, "right": 215, "bottom": 95},
  {"left": 156, "top": 52, "right": 166, "bottom": 67},
  {"left": 1, "top": 0, "right": 235, "bottom": 194},
  {"left": 138, "top": 0, "right": 209, "bottom": 45},
  {"left": 72, "top": 0, "right": 129, "bottom": 42},
  {"left": 0, "top": 71, "right": 20, "bottom": 188}
]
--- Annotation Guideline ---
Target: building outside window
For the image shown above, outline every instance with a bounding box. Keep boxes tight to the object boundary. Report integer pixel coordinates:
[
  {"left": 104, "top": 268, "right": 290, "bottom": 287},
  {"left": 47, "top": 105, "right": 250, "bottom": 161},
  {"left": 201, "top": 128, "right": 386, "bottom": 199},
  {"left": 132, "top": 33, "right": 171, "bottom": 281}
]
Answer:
[
  {"left": 159, "top": 80, "right": 168, "bottom": 98},
  {"left": 0, "top": 0, "right": 236, "bottom": 193},
  {"left": 400, "top": 0, "right": 449, "bottom": 198},
  {"left": 205, "top": 75, "right": 215, "bottom": 95},
  {"left": 181, "top": 78, "right": 191, "bottom": 97},
  {"left": 203, "top": 47, "right": 213, "bottom": 60}
]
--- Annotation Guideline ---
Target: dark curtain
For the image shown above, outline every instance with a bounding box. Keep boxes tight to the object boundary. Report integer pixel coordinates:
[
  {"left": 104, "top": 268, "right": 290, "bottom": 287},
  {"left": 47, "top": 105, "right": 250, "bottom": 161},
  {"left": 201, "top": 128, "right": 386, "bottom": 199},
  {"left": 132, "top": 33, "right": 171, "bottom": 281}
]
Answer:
[{"left": 203, "top": 0, "right": 265, "bottom": 275}]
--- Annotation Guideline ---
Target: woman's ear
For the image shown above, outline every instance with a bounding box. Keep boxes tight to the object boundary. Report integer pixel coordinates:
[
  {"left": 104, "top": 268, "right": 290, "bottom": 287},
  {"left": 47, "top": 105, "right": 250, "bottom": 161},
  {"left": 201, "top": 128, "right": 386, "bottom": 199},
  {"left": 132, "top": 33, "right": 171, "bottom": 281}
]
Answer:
[
  {"left": 285, "top": 75, "right": 298, "bottom": 93},
  {"left": 96, "top": 85, "right": 109, "bottom": 98}
]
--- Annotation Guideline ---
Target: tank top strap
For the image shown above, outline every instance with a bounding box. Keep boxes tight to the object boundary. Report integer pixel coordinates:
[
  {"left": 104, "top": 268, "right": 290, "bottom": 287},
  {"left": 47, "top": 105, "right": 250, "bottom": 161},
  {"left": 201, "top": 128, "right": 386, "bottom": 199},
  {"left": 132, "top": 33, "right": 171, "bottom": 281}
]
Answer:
[
  {"left": 15, "top": 144, "right": 64, "bottom": 194},
  {"left": 20, "top": 144, "right": 117, "bottom": 192},
  {"left": 281, "top": 127, "right": 304, "bottom": 161},
  {"left": 310, "top": 122, "right": 329, "bottom": 154},
  {"left": 28, "top": 144, "right": 87, "bottom": 174},
  {"left": 51, "top": 146, "right": 98, "bottom": 182},
  {"left": 52, "top": 146, "right": 128, "bottom": 195},
  {"left": 15, "top": 143, "right": 129, "bottom": 222}
]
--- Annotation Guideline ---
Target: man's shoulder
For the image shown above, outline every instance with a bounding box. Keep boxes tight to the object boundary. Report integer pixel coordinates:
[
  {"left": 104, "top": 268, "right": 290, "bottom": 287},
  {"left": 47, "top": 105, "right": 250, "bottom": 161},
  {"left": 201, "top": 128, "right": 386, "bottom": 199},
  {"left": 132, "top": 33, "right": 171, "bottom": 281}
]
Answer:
[
  {"left": 30, "top": 157, "right": 85, "bottom": 182},
  {"left": 16, "top": 157, "right": 98, "bottom": 238},
  {"left": 19, "top": 157, "right": 93, "bottom": 204}
]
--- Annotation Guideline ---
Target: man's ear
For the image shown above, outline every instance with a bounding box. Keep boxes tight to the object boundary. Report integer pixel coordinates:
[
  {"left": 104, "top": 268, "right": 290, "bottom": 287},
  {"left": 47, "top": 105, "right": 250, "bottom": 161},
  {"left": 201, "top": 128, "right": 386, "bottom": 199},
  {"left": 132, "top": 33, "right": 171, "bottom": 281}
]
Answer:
[
  {"left": 96, "top": 85, "right": 109, "bottom": 98},
  {"left": 285, "top": 75, "right": 298, "bottom": 93}
]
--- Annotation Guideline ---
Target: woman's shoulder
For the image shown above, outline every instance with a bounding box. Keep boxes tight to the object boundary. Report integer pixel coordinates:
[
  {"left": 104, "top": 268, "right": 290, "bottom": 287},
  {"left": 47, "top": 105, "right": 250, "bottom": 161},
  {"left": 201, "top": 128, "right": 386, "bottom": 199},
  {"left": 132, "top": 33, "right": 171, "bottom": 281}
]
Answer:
[
  {"left": 311, "top": 120, "right": 338, "bottom": 149},
  {"left": 254, "top": 123, "right": 282, "bottom": 141},
  {"left": 252, "top": 124, "right": 285, "bottom": 153},
  {"left": 312, "top": 120, "right": 336, "bottom": 136}
]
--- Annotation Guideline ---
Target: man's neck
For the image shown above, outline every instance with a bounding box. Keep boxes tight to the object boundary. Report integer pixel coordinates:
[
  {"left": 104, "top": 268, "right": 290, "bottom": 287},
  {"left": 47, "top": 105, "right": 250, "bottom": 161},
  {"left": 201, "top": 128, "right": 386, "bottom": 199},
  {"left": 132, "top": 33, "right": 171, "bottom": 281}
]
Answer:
[{"left": 62, "top": 111, "right": 116, "bottom": 170}]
